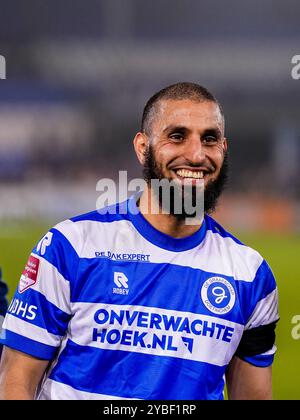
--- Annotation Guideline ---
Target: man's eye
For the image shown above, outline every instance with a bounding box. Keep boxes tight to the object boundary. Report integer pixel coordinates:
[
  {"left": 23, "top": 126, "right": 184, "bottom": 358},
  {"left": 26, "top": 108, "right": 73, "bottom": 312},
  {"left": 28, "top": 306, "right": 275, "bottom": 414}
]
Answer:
[
  {"left": 203, "top": 135, "right": 217, "bottom": 144},
  {"left": 170, "top": 133, "right": 184, "bottom": 141}
]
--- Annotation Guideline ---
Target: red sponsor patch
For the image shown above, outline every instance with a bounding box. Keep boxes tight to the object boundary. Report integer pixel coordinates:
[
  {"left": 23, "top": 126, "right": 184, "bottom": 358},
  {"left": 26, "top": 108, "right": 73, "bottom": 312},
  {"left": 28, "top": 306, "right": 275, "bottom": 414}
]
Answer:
[{"left": 19, "top": 255, "right": 40, "bottom": 293}]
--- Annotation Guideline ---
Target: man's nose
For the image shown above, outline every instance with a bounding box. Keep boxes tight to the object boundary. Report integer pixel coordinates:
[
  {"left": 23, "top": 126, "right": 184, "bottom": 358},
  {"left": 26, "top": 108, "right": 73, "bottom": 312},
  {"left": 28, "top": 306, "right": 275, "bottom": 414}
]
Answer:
[{"left": 183, "top": 135, "right": 205, "bottom": 164}]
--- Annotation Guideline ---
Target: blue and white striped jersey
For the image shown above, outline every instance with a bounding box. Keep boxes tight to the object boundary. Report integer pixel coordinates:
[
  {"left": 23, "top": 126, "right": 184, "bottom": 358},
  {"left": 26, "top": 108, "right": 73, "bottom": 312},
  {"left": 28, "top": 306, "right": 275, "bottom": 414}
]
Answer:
[{"left": 0, "top": 195, "right": 279, "bottom": 400}]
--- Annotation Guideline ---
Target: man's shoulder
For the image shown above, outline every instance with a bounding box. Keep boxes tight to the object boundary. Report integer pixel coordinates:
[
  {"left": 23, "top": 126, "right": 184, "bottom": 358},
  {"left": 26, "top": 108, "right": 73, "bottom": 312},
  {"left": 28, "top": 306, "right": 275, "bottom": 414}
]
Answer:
[
  {"left": 48, "top": 202, "right": 130, "bottom": 251},
  {"left": 204, "top": 214, "right": 265, "bottom": 277},
  {"left": 204, "top": 216, "right": 277, "bottom": 300},
  {"left": 205, "top": 214, "right": 245, "bottom": 246}
]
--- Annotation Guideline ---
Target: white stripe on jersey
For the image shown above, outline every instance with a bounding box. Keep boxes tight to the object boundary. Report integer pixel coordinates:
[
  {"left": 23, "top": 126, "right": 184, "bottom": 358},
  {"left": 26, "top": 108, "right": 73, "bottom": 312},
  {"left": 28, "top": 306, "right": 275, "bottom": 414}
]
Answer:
[
  {"left": 57, "top": 219, "right": 263, "bottom": 282},
  {"left": 53, "top": 219, "right": 82, "bottom": 252},
  {"left": 68, "top": 302, "right": 244, "bottom": 367},
  {"left": 3, "top": 314, "right": 61, "bottom": 347},
  {"left": 38, "top": 379, "right": 140, "bottom": 400},
  {"left": 31, "top": 253, "right": 71, "bottom": 315},
  {"left": 245, "top": 288, "right": 279, "bottom": 329}
]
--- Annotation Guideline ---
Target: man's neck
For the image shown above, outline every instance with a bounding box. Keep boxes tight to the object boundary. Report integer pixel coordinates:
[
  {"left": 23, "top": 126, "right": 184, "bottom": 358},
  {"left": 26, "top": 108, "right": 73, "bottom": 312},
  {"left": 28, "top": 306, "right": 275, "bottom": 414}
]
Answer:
[{"left": 138, "top": 187, "right": 203, "bottom": 239}]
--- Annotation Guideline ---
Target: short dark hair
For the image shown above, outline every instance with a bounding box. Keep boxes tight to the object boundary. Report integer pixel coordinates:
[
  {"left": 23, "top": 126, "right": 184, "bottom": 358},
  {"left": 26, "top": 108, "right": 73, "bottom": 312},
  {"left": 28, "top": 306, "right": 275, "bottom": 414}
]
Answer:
[{"left": 141, "top": 82, "right": 223, "bottom": 135}]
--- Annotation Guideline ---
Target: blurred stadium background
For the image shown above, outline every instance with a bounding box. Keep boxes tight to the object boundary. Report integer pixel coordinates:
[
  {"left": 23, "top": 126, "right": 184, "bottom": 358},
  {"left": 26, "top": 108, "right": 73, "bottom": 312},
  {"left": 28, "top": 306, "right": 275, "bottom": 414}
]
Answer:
[{"left": 0, "top": 0, "right": 299, "bottom": 399}]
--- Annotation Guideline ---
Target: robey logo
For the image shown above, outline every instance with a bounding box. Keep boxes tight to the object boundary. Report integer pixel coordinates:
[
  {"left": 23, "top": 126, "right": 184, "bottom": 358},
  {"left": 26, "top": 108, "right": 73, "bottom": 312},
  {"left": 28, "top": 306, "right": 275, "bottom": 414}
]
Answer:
[{"left": 113, "top": 272, "right": 129, "bottom": 295}]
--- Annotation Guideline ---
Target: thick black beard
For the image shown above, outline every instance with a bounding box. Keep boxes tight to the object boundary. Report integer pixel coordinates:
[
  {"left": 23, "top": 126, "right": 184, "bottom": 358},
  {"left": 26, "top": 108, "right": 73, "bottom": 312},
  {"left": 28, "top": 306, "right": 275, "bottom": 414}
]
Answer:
[{"left": 143, "top": 145, "right": 229, "bottom": 218}]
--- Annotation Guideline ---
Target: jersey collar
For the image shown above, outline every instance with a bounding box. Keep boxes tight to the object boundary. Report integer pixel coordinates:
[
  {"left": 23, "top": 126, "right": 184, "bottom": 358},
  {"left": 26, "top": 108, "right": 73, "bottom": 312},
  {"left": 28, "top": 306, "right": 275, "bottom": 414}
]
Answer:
[{"left": 125, "top": 193, "right": 207, "bottom": 252}]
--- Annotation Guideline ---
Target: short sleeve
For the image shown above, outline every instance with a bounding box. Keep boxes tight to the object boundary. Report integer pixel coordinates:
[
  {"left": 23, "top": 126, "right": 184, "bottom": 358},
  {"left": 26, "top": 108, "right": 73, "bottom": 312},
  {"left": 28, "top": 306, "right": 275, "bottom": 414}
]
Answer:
[
  {"left": 235, "top": 260, "right": 279, "bottom": 367},
  {"left": 0, "top": 221, "right": 80, "bottom": 360}
]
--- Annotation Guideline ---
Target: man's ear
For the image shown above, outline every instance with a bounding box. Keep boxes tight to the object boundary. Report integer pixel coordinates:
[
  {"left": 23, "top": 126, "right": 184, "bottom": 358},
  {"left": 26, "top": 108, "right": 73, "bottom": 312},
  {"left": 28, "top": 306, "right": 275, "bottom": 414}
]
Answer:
[{"left": 133, "top": 132, "right": 149, "bottom": 165}]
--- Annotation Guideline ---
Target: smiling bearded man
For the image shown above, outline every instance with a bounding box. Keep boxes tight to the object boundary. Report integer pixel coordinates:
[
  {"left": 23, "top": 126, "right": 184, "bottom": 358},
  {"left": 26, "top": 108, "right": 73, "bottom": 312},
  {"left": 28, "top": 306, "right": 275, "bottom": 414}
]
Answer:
[{"left": 0, "top": 82, "right": 278, "bottom": 401}]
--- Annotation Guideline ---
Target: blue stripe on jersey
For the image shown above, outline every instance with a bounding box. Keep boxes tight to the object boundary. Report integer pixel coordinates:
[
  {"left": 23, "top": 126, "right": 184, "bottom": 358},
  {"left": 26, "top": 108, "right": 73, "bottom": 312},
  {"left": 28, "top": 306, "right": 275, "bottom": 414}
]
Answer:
[
  {"left": 242, "top": 353, "right": 275, "bottom": 368},
  {"left": 33, "top": 228, "right": 79, "bottom": 285},
  {"left": 49, "top": 339, "right": 225, "bottom": 399},
  {"left": 234, "top": 260, "right": 277, "bottom": 324},
  {"left": 9, "top": 289, "right": 71, "bottom": 336},
  {"left": 73, "top": 258, "right": 244, "bottom": 324},
  {"left": 0, "top": 329, "right": 57, "bottom": 360}
]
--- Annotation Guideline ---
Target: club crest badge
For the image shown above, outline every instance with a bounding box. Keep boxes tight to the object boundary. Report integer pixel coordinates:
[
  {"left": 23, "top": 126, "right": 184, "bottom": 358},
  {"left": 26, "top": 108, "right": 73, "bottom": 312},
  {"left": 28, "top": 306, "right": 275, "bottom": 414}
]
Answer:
[{"left": 201, "top": 276, "right": 236, "bottom": 315}]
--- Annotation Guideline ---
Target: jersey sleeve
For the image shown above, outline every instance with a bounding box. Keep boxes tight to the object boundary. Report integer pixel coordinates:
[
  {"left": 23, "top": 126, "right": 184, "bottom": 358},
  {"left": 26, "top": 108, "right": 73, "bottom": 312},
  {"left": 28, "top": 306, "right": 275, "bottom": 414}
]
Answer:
[
  {"left": 235, "top": 260, "right": 279, "bottom": 367},
  {"left": 0, "top": 220, "right": 80, "bottom": 360}
]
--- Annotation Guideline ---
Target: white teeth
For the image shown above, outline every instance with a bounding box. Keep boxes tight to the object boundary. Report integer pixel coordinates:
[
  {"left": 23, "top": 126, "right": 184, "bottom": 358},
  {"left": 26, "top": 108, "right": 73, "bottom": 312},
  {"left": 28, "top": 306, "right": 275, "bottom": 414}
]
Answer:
[{"left": 176, "top": 169, "right": 204, "bottom": 179}]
